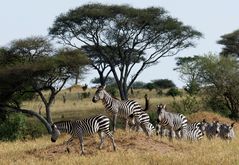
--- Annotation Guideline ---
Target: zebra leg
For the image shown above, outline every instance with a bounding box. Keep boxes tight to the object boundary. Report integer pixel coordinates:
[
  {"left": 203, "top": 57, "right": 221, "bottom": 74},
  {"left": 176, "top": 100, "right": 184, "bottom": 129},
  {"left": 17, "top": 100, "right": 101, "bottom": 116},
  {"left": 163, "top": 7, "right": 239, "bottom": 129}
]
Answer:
[
  {"left": 79, "top": 135, "right": 85, "bottom": 155},
  {"left": 105, "top": 131, "right": 116, "bottom": 151},
  {"left": 64, "top": 136, "right": 74, "bottom": 153},
  {"left": 112, "top": 114, "right": 117, "bottom": 133},
  {"left": 125, "top": 118, "right": 129, "bottom": 131},
  {"left": 98, "top": 131, "right": 105, "bottom": 150},
  {"left": 169, "top": 128, "right": 175, "bottom": 141}
]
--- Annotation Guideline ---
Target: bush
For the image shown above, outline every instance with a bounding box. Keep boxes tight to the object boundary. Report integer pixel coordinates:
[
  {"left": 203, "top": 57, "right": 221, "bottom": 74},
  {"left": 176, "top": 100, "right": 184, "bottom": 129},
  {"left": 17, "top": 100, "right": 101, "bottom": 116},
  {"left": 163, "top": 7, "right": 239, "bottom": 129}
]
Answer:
[
  {"left": 0, "top": 113, "right": 27, "bottom": 141},
  {"left": 166, "top": 88, "right": 182, "bottom": 97},
  {"left": 171, "top": 95, "right": 200, "bottom": 115},
  {"left": 106, "top": 85, "right": 119, "bottom": 97},
  {"left": 0, "top": 113, "right": 47, "bottom": 141}
]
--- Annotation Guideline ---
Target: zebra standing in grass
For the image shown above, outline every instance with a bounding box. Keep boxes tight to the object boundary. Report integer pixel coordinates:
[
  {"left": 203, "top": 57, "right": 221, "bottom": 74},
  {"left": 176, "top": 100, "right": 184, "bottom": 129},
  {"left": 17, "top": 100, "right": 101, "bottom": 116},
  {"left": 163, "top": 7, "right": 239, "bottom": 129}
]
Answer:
[
  {"left": 128, "top": 111, "right": 155, "bottom": 136},
  {"left": 185, "top": 122, "right": 204, "bottom": 141},
  {"left": 50, "top": 114, "right": 116, "bottom": 155},
  {"left": 200, "top": 119, "right": 221, "bottom": 139},
  {"left": 92, "top": 85, "right": 149, "bottom": 135},
  {"left": 219, "top": 122, "right": 235, "bottom": 140},
  {"left": 156, "top": 104, "right": 188, "bottom": 140}
]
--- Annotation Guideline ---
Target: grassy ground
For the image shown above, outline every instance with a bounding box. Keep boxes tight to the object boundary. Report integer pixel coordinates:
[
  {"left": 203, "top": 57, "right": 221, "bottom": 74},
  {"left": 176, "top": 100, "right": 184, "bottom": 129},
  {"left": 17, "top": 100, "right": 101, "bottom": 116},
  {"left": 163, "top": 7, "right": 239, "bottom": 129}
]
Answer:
[{"left": 1, "top": 86, "right": 238, "bottom": 165}]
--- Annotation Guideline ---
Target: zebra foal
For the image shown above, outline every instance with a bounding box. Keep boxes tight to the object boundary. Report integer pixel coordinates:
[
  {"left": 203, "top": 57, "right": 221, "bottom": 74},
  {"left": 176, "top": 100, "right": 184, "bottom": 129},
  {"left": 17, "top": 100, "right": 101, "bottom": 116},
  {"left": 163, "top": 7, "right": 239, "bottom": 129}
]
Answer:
[
  {"left": 156, "top": 104, "right": 188, "bottom": 140},
  {"left": 50, "top": 115, "right": 116, "bottom": 155}
]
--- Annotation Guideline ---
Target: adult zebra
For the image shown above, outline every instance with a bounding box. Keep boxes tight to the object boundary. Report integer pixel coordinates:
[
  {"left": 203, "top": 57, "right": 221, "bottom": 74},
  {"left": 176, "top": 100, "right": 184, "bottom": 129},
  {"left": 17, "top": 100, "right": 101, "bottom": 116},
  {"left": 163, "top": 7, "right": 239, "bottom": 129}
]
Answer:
[
  {"left": 185, "top": 122, "right": 204, "bottom": 141},
  {"left": 218, "top": 122, "right": 235, "bottom": 140},
  {"left": 200, "top": 119, "right": 221, "bottom": 139},
  {"left": 156, "top": 104, "right": 188, "bottom": 140},
  {"left": 92, "top": 85, "right": 148, "bottom": 134},
  {"left": 128, "top": 110, "right": 155, "bottom": 136},
  {"left": 50, "top": 114, "right": 116, "bottom": 155}
]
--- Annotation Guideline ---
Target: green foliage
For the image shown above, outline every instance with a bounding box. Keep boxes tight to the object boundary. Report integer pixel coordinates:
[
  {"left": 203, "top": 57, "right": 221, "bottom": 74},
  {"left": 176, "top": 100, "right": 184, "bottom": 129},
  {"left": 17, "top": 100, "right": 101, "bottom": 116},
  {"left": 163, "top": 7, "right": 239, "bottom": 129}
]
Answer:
[
  {"left": 199, "top": 55, "right": 239, "bottom": 119},
  {"left": 171, "top": 95, "right": 200, "bottom": 115},
  {"left": 49, "top": 3, "right": 202, "bottom": 100},
  {"left": 0, "top": 113, "right": 27, "bottom": 141},
  {"left": 152, "top": 79, "right": 176, "bottom": 89},
  {"left": 217, "top": 29, "right": 239, "bottom": 57},
  {"left": 156, "top": 89, "right": 163, "bottom": 96},
  {"left": 106, "top": 85, "right": 119, "bottom": 97},
  {"left": 0, "top": 113, "right": 47, "bottom": 141},
  {"left": 166, "top": 88, "right": 182, "bottom": 98},
  {"left": 132, "top": 81, "right": 146, "bottom": 89},
  {"left": 144, "top": 83, "right": 156, "bottom": 91},
  {"left": 204, "top": 96, "right": 231, "bottom": 117},
  {"left": 175, "top": 56, "right": 202, "bottom": 95}
]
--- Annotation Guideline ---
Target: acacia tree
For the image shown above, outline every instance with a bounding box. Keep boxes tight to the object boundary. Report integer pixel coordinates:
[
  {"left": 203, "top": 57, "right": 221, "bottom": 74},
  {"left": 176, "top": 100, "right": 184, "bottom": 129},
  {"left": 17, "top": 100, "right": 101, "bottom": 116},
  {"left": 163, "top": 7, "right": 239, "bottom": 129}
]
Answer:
[
  {"left": 81, "top": 45, "right": 111, "bottom": 85},
  {"left": 198, "top": 55, "right": 239, "bottom": 119},
  {"left": 174, "top": 56, "right": 202, "bottom": 95},
  {"left": 217, "top": 29, "right": 239, "bottom": 57},
  {"left": 0, "top": 37, "right": 88, "bottom": 132},
  {"left": 49, "top": 3, "right": 202, "bottom": 99}
]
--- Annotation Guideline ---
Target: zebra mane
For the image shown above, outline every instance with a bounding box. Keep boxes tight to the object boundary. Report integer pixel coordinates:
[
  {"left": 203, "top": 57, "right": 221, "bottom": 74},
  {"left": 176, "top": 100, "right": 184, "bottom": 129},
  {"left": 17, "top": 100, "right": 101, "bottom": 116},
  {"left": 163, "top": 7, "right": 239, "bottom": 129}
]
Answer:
[{"left": 54, "top": 120, "right": 72, "bottom": 125}]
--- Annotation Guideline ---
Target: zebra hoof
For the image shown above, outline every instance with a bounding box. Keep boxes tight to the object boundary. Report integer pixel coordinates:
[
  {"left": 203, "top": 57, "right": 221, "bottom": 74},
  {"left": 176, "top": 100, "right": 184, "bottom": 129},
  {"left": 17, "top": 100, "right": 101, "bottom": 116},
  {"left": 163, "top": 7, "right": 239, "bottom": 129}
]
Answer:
[{"left": 66, "top": 147, "right": 70, "bottom": 153}]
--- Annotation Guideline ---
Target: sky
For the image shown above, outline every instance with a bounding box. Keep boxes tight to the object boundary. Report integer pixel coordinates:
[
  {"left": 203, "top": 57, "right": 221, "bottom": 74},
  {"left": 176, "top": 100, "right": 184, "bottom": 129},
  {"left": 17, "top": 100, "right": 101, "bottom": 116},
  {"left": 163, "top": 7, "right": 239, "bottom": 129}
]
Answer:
[{"left": 1, "top": 0, "right": 239, "bottom": 88}]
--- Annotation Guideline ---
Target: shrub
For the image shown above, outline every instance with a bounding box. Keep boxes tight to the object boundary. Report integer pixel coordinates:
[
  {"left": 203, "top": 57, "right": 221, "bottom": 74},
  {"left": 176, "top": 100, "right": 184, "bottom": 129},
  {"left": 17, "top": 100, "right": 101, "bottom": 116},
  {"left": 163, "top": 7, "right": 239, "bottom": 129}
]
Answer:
[
  {"left": 166, "top": 88, "right": 182, "bottom": 98},
  {"left": 0, "top": 113, "right": 47, "bottom": 141},
  {"left": 0, "top": 113, "right": 27, "bottom": 141}
]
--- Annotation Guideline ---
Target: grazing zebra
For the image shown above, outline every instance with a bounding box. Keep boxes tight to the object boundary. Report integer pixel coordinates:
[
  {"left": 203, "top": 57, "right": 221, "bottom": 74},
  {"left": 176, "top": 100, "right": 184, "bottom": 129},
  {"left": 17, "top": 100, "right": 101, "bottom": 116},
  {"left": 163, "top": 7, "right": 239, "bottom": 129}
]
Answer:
[
  {"left": 200, "top": 119, "right": 220, "bottom": 139},
  {"left": 185, "top": 122, "right": 204, "bottom": 141},
  {"left": 92, "top": 85, "right": 147, "bottom": 134},
  {"left": 219, "top": 122, "right": 235, "bottom": 140},
  {"left": 156, "top": 104, "right": 188, "bottom": 140},
  {"left": 50, "top": 115, "right": 116, "bottom": 155},
  {"left": 128, "top": 111, "right": 155, "bottom": 136}
]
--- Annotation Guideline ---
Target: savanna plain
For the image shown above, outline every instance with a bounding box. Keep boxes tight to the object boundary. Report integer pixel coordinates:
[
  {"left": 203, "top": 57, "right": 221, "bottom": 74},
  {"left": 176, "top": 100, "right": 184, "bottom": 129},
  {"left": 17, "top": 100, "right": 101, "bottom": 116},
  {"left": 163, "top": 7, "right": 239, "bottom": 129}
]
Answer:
[{"left": 0, "top": 86, "right": 238, "bottom": 165}]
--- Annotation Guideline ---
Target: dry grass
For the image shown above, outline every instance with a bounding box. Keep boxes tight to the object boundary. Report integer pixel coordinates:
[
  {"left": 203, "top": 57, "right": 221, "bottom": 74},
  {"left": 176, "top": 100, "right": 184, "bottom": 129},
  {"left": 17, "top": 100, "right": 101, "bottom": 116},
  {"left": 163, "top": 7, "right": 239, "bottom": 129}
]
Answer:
[
  {"left": 3, "top": 86, "right": 238, "bottom": 165},
  {"left": 0, "top": 129, "right": 238, "bottom": 165}
]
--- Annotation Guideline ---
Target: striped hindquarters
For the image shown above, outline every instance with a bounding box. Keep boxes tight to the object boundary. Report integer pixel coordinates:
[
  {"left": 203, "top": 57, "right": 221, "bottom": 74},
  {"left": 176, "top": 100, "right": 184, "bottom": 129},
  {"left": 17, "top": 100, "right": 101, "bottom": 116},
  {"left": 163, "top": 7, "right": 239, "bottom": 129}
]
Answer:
[
  {"left": 186, "top": 123, "right": 204, "bottom": 140},
  {"left": 74, "top": 115, "right": 111, "bottom": 136}
]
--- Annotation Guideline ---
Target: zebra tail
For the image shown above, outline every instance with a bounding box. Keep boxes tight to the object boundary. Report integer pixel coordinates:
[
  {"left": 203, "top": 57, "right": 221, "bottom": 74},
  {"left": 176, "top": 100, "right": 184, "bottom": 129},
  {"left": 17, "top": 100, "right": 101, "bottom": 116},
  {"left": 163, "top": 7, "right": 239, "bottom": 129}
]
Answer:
[{"left": 143, "top": 94, "right": 150, "bottom": 111}]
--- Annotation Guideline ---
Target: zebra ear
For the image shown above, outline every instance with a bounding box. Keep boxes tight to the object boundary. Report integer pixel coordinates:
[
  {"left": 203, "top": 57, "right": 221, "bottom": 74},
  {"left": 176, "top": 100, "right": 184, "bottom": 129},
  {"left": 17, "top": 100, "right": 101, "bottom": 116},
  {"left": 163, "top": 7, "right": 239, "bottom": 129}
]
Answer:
[
  {"left": 163, "top": 104, "right": 166, "bottom": 109},
  {"left": 231, "top": 122, "right": 235, "bottom": 128},
  {"left": 202, "top": 119, "right": 206, "bottom": 123},
  {"left": 103, "top": 85, "right": 106, "bottom": 89}
]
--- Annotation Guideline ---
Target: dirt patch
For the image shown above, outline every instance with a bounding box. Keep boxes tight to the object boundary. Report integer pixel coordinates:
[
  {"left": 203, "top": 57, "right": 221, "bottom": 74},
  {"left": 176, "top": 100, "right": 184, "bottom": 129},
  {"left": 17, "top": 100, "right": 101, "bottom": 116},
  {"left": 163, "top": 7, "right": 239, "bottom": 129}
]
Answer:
[{"left": 27, "top": 133, "right": 174, "bottom": 159}]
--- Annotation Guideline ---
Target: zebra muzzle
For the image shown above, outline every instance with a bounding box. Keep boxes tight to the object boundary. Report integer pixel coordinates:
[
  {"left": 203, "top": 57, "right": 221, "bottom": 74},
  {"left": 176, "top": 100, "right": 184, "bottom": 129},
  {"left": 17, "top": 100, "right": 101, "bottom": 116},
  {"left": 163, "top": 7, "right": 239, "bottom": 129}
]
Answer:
[{"left": 51, "top": 138, "right": 56, "bottom": 142}]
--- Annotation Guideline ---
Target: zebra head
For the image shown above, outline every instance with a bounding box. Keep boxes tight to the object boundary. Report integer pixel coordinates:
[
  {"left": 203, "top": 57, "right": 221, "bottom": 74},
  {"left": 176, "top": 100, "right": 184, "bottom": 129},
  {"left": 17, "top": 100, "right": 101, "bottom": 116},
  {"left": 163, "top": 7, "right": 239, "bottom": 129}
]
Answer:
[
  {"left": 51, "top": 124, "right": 61, "bottom": 143},
  {"left": 200, "top": 119, "right": 209, "bottom": 133},
  {"left": 92, "top": 85, "right": 106, "bottom": 103},
  {"left": 219, "top": 122, "right": 235, "bottom": 140},
  {"left": 212, "top": 120, "right": 221, "bottom": 135},
  {"left": 156, "top": 104, "right": 166, "bottom": 123}
]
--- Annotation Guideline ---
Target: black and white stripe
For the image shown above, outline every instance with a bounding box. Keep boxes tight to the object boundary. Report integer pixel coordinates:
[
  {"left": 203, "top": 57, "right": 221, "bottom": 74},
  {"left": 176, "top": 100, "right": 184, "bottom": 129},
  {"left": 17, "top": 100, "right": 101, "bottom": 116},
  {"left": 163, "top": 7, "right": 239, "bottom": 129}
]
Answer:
[
  {"left": 200, "top": 119, "right": 220, "bottom": 139},
  {"left": 185, "top": 122, "right": 204, "bottom": 141},
  {"left": 50, "top": 115, "right": 116, "bottom": 155},
  {"left": 218, "top": 122, "right": 235, "bottom": 140},
  {"left": 92, "top": 85, "right": 146, "bottom": 133},
  {"left": 128, "top": 111, "right": 154, "bottom": 136},
  {"left": 156, "top": 104, "right": 188, "bottom": 140}
]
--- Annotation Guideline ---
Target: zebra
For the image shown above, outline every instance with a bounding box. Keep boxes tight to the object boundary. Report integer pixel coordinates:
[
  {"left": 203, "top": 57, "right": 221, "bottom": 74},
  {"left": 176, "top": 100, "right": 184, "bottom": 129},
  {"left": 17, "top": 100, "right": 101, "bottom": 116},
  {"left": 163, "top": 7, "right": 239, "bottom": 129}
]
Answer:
[
  {"left": 50, "top": 114, "right": 116, "bottom": 155},
  {"left": 218, "top": 122, "right": 235, "bottom": 140},
  {"left": 200, "top": 119, "right": 221, "bottom": 139},
  {"left": 128, "top": 111, "right": 155, "bottom": 136},
  {"left": 92, "top": 85, "right": 149, "bottom": 135},
  {"left": 185, "top": 122, "right": 204, "bottom": 141},
  {"left": 156, "top": 104, "right": 188, "bottom": 140}
]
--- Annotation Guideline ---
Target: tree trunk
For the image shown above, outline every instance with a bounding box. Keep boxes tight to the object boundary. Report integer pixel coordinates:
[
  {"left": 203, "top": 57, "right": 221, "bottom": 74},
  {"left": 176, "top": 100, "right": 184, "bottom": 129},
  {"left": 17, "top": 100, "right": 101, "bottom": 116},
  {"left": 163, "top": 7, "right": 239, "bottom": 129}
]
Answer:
[{"left": 45, "top": 104, "right": 53, "bottom": 124}]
